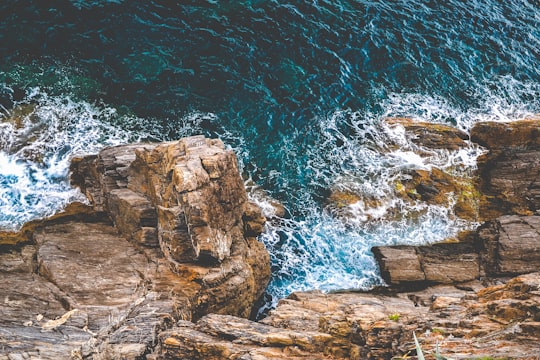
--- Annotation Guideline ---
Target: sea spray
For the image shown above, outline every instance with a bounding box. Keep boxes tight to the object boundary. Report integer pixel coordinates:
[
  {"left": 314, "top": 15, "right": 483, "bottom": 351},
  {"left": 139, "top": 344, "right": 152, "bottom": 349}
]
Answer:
[{"left": 0, "top": 89, "right": 139, "bottom": 229}]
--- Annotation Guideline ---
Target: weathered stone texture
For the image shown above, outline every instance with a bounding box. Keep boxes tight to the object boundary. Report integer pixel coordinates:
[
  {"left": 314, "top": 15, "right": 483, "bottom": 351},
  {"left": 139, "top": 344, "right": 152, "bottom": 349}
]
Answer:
[
  {"left": 374, "top": 216, "right": 539, "bottom": 287},
  {"left": 1, "top": 136, "right": 270, "bottom": 359},
  {"left": 471, "top": 119, "right": 540, "bottom": 217},
  {"left": 373, "top": 242, "right": 480, "bottom": 286},
  {"left": 477, "top": 215, "right": 540, "bottom": 276},
  {"left": 154, "top": 273, "right": 540, "bottom": 359}
]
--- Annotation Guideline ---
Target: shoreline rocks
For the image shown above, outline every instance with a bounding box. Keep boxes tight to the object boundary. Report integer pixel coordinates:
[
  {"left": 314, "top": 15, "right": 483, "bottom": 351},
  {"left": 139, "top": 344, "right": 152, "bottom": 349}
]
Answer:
[
  {"left": 0, "top": 136, "right": 270, "bottom": 359},
  {"left": 1, "top": 119, "right": 539, "bottom": 359},
  {"left": 151, "top": 119, "right": 539, "bottom": 359}
]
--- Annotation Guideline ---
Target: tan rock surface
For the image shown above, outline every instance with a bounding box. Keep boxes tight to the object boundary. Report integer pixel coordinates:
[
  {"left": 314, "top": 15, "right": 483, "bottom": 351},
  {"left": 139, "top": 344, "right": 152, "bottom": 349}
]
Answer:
[
  {"left": 154, "top": 273, "right": 540, "bottom": 359},
  {"left": 1, "top": 136, "right": 270, "bottom": 359}
]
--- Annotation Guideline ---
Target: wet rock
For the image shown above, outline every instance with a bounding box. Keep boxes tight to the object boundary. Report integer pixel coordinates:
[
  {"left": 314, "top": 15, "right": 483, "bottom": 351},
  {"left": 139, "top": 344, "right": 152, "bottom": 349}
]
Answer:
[
  {"left": 0, "top": 103, "right": 36, "bottom": 129},
  {"left": 246, "top": 185, "right": 287, "bottom": 220},
  {"left": 471, "top": 119, "right": 540, "bottom": 218},
  {"left": 384, "top": 117, "right": 470, "bottom": 151},
  {"left": 397, "top": 167, "right": 481, "bottom": 221},
  {"left": 328, "top": 118, "right": 481, "bottom": 224}
]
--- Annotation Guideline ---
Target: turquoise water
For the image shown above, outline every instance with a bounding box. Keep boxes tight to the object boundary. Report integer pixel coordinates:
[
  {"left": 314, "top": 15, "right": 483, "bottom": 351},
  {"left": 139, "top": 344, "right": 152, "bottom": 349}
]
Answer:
[{"left": 1, "top": 1, "right": 539, "bottom": 310}]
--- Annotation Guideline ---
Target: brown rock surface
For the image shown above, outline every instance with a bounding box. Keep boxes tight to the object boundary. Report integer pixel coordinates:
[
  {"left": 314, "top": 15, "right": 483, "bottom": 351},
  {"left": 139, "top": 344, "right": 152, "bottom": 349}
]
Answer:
[
  {"left": 384, "top": 117, "right": 470, "bottom": 151},
  {"left": 471, "top": 119, "right": 540, "bottom": 218},
  {"left": 327, "top": 118, "right": 481, "bottom": 223},
  {"left": 477, "top": 215, "right": 540, "bottom": 276},
  {"left": 0, "top": 136, "right": 270, "bottom": 359},
  {"left": 3, "top": 120, "right": 540, "bottom": 359},
  {"left": 154, "top": 273, "right": 540, "bottom": 359},
  {"left": 373, "top": 215, "right": 540, "bottom": 287},
  {"left": 373, "top": 241, "right": 480, "bottom": 287}
]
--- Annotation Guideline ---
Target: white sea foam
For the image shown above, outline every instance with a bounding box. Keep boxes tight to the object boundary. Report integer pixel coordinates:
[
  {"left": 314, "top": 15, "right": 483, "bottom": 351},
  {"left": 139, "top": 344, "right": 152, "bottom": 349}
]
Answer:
[
  {"left": 0, "top": 90, "right": 142, "bottom": 229},
  {"left": 252, "top": 82, "right": 539, "bottom": 312}
]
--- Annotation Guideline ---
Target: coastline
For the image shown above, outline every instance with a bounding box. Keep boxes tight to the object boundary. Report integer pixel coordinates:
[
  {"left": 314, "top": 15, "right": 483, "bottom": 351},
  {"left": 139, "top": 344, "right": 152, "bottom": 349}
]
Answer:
[{"left": 0, "top": 118, "right": 539, "bottom": 359}]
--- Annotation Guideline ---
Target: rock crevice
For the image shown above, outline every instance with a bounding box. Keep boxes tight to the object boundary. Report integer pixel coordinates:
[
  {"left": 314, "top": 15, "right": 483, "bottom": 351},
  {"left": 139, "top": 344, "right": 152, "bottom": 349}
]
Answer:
[{"left": 0, "top": 136, "right": 270, "bottom": 359}]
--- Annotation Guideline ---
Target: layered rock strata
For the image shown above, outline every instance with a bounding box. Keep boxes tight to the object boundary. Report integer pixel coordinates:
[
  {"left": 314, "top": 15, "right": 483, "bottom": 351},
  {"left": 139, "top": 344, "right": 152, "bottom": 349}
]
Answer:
[
  {"left": 154, "top": 272, "right": 540, "bottom": 359},
  {"left": 1, "top": 120, "right": 539, "bottom": 359},
  {"left": 0, "top": 136, "right": 270, "bottom": 359}
]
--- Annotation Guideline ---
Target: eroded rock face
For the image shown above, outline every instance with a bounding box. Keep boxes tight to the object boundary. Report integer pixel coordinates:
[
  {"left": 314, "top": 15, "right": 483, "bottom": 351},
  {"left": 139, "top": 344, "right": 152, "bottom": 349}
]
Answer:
[
  {"left": 0, "top": 136, "right": 270, "bottom": 359},
  {"left": 0, "top": 217, "right": 183, "bottom": 359},
  {"left": 471, "top": 119, "right": 540, "bottom": 218},
  {"left": 154, "top": 273, "right": 540, "bottom": 359},
  {"left": 70, "top": 136, "right": 270, "bottom": 319},
  {"left": 372, "top": 214, "right": 540, "bottom": 287}
]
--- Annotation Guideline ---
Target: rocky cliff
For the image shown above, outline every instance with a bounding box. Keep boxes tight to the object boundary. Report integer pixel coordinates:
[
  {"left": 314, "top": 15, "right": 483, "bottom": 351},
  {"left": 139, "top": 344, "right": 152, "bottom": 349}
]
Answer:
[
  {"left": 152, "top": 120, "right": 540, "bottom": 360},
  {"left": 0, "top": 136, "right": 270, "bottom": 359},
  {"left": 1, "top": 120, "right": 539, "bottom": 359}
]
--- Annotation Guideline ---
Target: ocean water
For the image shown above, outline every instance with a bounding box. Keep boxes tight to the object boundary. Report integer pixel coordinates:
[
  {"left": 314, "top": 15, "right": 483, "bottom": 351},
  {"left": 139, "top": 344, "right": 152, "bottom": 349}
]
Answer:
[{"left": 1, "top": 1, "right": 539, "bottom": 311}]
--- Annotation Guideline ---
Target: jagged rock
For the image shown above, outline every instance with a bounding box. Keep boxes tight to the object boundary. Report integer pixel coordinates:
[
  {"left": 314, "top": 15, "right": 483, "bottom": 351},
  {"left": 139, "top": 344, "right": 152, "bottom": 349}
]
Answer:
[
  {"left": 327, "top": 118, "right": 481, "bottom": 223},
  {"left": 3, "top": 118, "right": 540, "bottom": 360},
  {"left": 1, "top": 136, "right": 270, "bottom": 359},
  {"left": 70, "top": 136, "right": 270, "bottom": 320},
  {"left": 154, "top": 314, "right": 351, "bottom": 360},
  {"left": 108, "top": 188, "right": 158, "bottom": 247},
  {"left": 151, "top": 273, "right": 540, "bottom": 359},
  {"left": 384, "top": 117, "right": 470, "bottom": 151},
  {"left": 70, "top": 143, "right": 158, "bottom": 212},
  {"left": 471, "top": 119, "right": 540, "bottom": 218}
]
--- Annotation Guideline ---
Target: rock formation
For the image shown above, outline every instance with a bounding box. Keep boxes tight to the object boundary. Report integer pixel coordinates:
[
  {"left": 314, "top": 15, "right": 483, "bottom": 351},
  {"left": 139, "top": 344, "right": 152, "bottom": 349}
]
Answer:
[
  {"left": 472, "top": 119, "right": 540, "bottom": 218},
  {"left": 1, "top": 120, "right": 539, "bottom": 359},
  {"left": 325, "top": 117, "right": 483, "bottom": 222},
  {"left": 149, "top": 119, "right": 540, "bottom": 360},
  {"left": 0, "top": 136, "right": 270, "bottom": 359}
]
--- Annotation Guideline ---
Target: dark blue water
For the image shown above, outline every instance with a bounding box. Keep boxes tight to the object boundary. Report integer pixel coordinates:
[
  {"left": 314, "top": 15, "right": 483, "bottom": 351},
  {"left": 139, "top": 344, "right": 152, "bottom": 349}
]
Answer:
[{"left": 1, "top": 0, "right": 540, "bottom": 310}]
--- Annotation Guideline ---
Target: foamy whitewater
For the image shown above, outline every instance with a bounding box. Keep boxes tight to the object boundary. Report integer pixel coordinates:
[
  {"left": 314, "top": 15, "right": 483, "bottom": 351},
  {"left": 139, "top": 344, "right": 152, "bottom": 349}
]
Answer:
[{"left": 1, "top": 1, "right": 539, "bottom": 311}]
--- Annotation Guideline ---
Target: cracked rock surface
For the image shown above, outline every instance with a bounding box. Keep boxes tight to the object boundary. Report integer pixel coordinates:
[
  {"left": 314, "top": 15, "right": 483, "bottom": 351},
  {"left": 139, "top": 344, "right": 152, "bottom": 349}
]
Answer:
[{"left": 0, "top": 136, "right": 270, "bottom": 359}]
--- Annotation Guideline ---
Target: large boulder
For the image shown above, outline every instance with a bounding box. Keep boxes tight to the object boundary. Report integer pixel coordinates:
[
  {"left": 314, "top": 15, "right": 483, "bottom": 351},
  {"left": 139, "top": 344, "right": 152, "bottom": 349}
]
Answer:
[
  {"left": 372, "top": 214, "right": 540, "bottom": 287},
  {"left": 477, "top": 215, "right": 540, "bottom": 276},
  {"left": 372, "top": 241, "right": 480, "bottom": 287},
  {"left": 70, "top": 136, "right": 270, "bottom": 318},
  {"left": 0, "top": 136, "right": 270, "bottom": 359}
]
